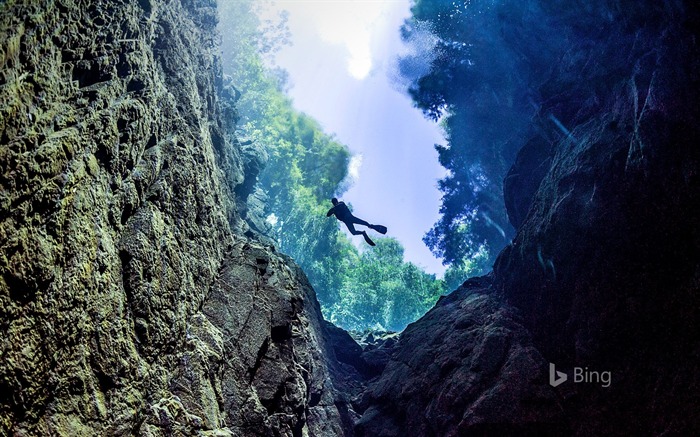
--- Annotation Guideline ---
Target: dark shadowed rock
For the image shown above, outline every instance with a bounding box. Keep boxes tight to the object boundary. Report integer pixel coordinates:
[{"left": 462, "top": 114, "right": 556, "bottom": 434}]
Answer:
[
  {"left": 503, "top": 136, "right": 552, "bottom": 229},
  {"left": 324, "top": 321, "right": 368, "bottom": 375},
  {"left": 356, "top": 2, "right": 700, "bottom": 436},
  {"left": 356, "top": 279, "right": 564, "bottom": 436}
]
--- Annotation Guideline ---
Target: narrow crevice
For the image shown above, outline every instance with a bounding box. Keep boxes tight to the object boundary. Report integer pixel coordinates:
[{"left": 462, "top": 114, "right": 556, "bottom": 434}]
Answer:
[{"left": 248, "top": 336, "right": 270, "bottom": 383}]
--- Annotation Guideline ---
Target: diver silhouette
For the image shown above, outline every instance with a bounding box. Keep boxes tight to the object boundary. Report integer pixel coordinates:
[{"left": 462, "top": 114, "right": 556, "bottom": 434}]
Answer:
[{"left": 326, "top": 198, "right": 387, "bottom": 246}]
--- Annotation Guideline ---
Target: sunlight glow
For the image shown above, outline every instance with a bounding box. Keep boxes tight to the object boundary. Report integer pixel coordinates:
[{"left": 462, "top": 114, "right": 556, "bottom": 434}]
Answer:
[
  {"left": 266, "top": 213, "right": 279, "bottom": 226},
  {"left": 255, "top": 0, "right": 448, "bottom": 276},
  {"left": 348, "top": 154, "right": 363, "bottom": 181},
  {"left": 264, "top": 0, "right": 395, "bottom": 79}
]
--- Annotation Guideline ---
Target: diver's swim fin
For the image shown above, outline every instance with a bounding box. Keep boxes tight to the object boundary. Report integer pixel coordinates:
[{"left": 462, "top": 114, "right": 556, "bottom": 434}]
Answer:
[
  {"left": 371, "top": 224, "right": 387, "bottom": 234},
  {"left": 363, "top": 232, "right": 376, "bottom": 246}
]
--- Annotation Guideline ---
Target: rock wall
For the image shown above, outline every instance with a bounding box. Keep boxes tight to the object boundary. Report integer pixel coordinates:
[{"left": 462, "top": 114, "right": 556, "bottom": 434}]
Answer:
[
  {"left": 0, "top": 0, "right": 348, "bottom": 435},
  {"left": 356, "top": 276, "right": 566, "bottom": 437}
]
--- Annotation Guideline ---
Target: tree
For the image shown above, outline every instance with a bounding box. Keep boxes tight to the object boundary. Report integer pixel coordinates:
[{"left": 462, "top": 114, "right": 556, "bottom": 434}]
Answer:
[{"left": 400, "top": 0, "right": 536, "bottom": 271}]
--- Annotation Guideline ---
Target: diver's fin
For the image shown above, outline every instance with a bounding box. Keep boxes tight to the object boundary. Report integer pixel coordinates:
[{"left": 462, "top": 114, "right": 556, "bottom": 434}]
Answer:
[
  {"left": 371, "top": 224, "right": 387, "bottom": 234},
  {"left": 363, "top": 232, "right": 376, "bottom": 246}
]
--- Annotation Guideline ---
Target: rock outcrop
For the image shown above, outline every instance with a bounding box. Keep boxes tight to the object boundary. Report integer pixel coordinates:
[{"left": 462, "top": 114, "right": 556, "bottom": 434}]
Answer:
[
  {"left": 356, "top": 276, "right": 565, "bottom": 436},
  {"left": 0, "top": 1, "right": 349, "bottom": 435}
]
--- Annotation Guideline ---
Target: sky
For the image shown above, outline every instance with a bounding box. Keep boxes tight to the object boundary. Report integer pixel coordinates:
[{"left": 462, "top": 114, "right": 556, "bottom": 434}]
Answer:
[{"left": 258, "top": 0, "right": 447, "bottom": 276}]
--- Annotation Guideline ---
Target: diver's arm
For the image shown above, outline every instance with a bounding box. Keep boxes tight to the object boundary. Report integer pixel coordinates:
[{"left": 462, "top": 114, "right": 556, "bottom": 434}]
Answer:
[{"left": 326, "top": 206, "right": 336, "bottom": 217}]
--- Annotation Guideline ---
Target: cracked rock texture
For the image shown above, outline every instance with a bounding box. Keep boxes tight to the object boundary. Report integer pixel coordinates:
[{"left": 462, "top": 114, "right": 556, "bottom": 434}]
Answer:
[
  {"left": 356, "top": 276, "right": 564, "bottom": 437},
  {"left": 1, "top": 0, "right": 348, "bottom": 435}
]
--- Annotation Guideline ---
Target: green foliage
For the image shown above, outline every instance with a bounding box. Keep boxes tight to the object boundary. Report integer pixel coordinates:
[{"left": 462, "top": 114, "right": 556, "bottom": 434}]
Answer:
[
  {"left": 400, "top": 0, "right": 535, "bottom": 269},
  {"left": 442, "top": 245, "right": 489, "bottom": 292},
  {"left": 218, "top": 0, "right": 290, "bottom": 138},
  {"left": 218, "top": 0, "right": 447, "bottom": 331},
  {"left": 402, "top": 0, "right": 671, "bottom": 273},
  {"left": 328, "top": 238, "right": 445, "bottom": 331}
]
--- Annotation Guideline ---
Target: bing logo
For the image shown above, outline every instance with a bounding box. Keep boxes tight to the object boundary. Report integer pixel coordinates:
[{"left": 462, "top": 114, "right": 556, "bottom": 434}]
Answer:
[
  {"left": 549, "top": 363, "right": 611, "bottom": 388},
  {"left": 549, "top": 362, "right": 568, "bottom": 387}
]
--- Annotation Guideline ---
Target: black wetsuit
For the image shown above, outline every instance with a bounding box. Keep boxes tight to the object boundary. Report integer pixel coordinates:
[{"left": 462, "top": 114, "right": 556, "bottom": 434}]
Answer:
[{"left": 326, "top": 201, "right": 370, "bottom": 235}]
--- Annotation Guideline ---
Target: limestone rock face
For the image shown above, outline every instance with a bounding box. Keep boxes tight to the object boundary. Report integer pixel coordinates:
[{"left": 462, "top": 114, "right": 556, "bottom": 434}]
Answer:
[
  {"left": 0, "top": 1, "right": 347, "bottom": 435},
  {"left": 355, "top": 277, "right": 564, "bottom": 437}
]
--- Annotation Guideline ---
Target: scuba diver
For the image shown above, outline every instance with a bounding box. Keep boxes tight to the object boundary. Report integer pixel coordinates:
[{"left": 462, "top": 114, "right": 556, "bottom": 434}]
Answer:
[{"left": 326, "top": 197, "right": 387, "bottom": 246}]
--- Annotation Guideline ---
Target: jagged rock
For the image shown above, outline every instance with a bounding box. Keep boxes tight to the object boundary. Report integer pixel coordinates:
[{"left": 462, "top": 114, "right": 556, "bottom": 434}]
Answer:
[
  {"left": 324, "top": 322, "right": 368, "bottom": 376},
  {"left": 234, "top": 135, "right": 268, "bottom": 203},
  {"left": 503, "top": 136, "right": 552, "bottom": 229},
  {"left": 492, "top": 77, "right": 700, "bottom": 434},
  {"left": 0, "top": 1, "right": 350, "bottom": 435},
  {"left": 347, "top": 330, "right": 399, "bottom": 377},
  {"left": 241, "top": 186, "right": 274, "bottom": 240},
  {"left": 195, "top": 242, "right": 347, "bottom": 436},
  {"left": 356, "top": 2, "right": 700, "bottom": 435},
  {"left": 356, "top": 278, "right": 564, "bottom": 436}
]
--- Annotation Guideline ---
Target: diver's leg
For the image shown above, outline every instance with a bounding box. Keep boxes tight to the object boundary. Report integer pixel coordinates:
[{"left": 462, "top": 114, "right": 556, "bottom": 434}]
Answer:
[
  {"left": 351, "top": 215, "right": 386, "bottom": 234},
  {"left": 344, "top": 221, "right": 363, "bottom": 235},
  {"left": 345, "top": 221, "right": 375, "bottom": 245},
  {"left": 350, "top": 215, "right": 371, "bottom": 228}
]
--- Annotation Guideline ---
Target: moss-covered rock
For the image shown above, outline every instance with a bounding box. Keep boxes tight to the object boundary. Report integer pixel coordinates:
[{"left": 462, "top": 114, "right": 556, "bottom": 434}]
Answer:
[{"left": 0, "top": 1, "right": 350, "bottom": 435}]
